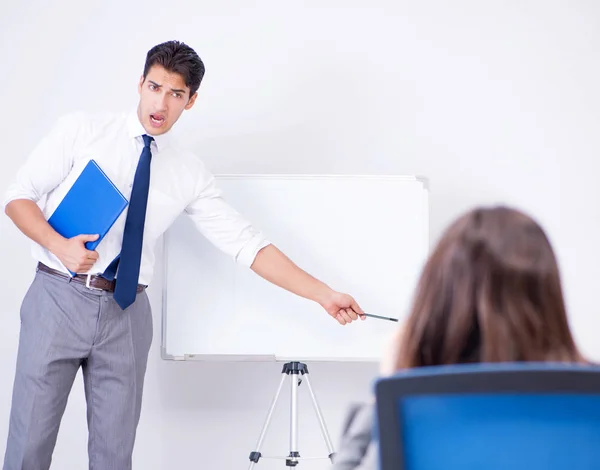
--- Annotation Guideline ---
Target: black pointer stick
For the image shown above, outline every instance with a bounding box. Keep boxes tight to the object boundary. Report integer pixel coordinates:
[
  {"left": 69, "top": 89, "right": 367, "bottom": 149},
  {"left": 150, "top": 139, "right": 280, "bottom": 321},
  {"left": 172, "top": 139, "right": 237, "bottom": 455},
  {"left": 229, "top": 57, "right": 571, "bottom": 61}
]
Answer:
[{"left": 360, "top": 313, "right": 398, "bottom": 322}]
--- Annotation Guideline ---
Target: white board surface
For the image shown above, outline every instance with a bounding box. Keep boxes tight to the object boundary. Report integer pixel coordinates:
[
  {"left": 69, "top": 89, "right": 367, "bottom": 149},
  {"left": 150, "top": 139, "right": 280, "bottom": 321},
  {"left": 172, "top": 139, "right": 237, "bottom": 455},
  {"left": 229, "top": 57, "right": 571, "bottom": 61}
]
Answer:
[{"left": 161, "top": 175, "right": 429, "bottom": 362}]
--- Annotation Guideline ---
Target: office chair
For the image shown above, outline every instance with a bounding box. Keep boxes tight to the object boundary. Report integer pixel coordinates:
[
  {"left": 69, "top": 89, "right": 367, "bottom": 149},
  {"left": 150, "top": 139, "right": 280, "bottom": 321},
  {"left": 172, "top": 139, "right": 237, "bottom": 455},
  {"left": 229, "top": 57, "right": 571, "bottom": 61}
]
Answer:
[{"left": 374, "top": 362, "right": 600, "bottom": 470}]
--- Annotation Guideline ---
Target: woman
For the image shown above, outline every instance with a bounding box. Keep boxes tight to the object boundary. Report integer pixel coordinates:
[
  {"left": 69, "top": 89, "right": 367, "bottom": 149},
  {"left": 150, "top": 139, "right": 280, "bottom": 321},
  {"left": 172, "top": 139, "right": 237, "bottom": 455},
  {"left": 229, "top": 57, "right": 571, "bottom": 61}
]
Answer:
[{"left": 332, "top": 205, "right": 584, "bottom": 470}]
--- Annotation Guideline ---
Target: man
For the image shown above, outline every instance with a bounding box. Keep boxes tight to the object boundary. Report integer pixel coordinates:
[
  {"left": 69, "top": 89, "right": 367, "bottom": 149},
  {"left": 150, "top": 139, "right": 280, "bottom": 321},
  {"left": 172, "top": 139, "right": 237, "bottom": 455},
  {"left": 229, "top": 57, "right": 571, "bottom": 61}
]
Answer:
[{"left": 2, "top": 40, "right": 364, "bottom": 470}]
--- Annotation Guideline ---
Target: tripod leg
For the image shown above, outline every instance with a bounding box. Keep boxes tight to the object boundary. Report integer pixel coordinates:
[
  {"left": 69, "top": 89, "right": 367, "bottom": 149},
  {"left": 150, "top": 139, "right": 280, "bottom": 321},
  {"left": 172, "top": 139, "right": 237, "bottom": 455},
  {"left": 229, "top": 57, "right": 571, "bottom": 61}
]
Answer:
[
  {"left": 248, "top": 372, "right": 287, "bottom": 469},
  {"left": 302, "top": 374, "right": 336, "bottom": 462},
  {"left": 287, "top": 372, "right": 300, "bottom": 466}
]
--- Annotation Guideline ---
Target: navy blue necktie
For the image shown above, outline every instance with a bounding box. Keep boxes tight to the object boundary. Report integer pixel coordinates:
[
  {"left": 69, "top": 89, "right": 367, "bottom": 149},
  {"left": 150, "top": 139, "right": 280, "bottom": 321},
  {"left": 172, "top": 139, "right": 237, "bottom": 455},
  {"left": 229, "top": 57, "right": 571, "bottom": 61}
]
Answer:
[{"left": 105, "top": 134, "right": 154, "bottom": 309}]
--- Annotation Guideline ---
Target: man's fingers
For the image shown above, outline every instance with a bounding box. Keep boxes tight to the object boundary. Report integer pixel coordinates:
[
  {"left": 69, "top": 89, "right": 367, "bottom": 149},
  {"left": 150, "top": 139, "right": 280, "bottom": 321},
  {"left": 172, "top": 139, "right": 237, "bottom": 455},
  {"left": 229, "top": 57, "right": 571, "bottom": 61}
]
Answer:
[
  {"left": 351, "top": 299, "right": 364, "bottom": 316},
  {"left": 339, "top": 309, "right": 353, "bottom": 324},
  {"left": 345, "top": 307, "right": 358, "bottom": 320},
  {"left": 330, "top": 294, "right": 365, "bottom": 325},
  {"left": 76, "top": 234, "right": 99, "bottom": 242},
  {"left": 79, "top": 256, "right": 99, "bottom": 269},
  {"left": 343, "top": 308, "right": 356, "bottom": 321}
]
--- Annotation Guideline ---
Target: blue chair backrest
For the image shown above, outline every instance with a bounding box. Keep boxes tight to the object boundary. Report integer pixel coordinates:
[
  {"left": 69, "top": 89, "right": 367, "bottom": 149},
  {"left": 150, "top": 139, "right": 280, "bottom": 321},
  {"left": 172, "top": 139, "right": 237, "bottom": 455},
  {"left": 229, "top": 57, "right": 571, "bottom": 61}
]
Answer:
[{"left": 374, "top": 362, "right": 600, "bottom": 470}]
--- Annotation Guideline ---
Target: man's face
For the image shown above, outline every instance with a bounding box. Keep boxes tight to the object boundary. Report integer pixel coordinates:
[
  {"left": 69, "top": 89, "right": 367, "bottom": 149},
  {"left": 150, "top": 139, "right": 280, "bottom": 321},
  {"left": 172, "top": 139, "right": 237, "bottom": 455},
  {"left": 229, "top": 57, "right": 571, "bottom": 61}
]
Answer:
[{"left": 137, "top": 64, "right": 197, "bottom": 136}]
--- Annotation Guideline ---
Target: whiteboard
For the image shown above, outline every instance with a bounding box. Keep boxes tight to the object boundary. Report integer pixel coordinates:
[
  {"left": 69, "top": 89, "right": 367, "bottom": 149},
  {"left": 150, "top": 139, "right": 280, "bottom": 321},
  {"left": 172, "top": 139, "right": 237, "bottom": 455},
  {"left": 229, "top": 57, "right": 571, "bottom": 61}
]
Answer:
[{"left": 161, "top": 175, "right": 429, "bottom": 362}]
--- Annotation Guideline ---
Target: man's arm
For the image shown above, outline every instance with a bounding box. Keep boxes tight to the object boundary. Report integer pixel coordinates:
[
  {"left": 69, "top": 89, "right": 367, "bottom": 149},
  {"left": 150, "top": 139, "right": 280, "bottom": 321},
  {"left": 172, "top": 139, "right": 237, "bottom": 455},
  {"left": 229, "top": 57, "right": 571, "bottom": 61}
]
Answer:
[
  {"left": 250, "top": 244, "right": 364, "bottom": 325},
  {"left": 3, "top": 112, "right": 99, "bottom": 273},
  {"left": 185, "top": 168, "right": 365, "bottom": 325},
  {"left": 5, "top": 200, "right": 99, "bottom": 273}
]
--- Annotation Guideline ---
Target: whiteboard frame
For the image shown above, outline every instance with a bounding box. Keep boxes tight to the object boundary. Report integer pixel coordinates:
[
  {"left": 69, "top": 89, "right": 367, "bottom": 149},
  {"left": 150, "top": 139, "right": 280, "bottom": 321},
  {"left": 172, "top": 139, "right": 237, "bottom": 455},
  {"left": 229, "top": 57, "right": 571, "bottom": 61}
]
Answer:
[{"left": 160, "top": 174, "right": 429, "bottom": 361}]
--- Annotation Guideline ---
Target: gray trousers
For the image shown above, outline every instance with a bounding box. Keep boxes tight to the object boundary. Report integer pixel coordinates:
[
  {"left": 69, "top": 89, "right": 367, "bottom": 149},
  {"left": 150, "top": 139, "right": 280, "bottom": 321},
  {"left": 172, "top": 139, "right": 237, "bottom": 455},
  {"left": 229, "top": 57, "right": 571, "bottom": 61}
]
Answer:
[{"left": 3, "top": 268, "right": 153, "bottom": 470}]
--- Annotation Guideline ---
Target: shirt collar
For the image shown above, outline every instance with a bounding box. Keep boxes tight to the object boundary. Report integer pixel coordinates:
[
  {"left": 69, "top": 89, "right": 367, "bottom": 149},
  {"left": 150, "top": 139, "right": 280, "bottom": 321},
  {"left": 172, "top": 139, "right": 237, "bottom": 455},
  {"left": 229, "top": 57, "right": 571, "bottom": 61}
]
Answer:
[{"left": 126, "top": 108, "right": 171, "bottom": 152}]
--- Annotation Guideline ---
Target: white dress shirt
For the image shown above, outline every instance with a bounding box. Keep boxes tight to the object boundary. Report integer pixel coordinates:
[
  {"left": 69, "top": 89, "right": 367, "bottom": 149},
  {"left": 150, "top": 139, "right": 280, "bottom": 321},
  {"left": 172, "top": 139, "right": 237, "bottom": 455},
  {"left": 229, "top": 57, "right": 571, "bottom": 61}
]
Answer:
[{"left": 3, "top": 109, "right": 270, "bottom": 285}]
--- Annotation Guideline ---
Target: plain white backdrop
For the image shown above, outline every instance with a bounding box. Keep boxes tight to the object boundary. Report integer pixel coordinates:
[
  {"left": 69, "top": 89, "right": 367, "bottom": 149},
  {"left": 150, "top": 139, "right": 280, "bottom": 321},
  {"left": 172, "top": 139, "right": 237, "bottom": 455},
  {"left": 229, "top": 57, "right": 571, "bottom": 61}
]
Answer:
[{"left": 1, "top": 1, "right": 600, "bottom": 469}]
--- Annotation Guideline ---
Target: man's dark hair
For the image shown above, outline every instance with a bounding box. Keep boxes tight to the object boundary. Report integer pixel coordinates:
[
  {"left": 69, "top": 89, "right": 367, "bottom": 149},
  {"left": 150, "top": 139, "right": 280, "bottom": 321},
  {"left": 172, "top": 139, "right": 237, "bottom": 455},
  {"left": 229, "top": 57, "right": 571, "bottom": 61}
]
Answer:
[{"left": 143, "top": 40, "right": 205, "bottom": 97}]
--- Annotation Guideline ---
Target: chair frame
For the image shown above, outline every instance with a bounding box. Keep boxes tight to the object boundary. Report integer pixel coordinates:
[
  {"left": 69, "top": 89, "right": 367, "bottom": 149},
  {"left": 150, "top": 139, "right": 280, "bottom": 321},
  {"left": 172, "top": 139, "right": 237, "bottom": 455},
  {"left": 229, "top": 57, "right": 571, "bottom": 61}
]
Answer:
[{"left": 374, "top": 363, "right": 600, "bottom": 470}]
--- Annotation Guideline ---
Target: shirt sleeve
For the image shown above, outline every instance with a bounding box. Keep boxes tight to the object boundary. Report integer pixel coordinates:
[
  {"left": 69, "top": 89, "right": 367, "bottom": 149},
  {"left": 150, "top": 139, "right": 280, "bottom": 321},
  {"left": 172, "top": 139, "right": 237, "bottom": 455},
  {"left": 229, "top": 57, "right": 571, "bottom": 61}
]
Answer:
[
  {"left": 2, "top": 112, "right": 84, "bottom": 210},
  {"left": 184, "top": 171, "right": 271, "bottom": 267}
]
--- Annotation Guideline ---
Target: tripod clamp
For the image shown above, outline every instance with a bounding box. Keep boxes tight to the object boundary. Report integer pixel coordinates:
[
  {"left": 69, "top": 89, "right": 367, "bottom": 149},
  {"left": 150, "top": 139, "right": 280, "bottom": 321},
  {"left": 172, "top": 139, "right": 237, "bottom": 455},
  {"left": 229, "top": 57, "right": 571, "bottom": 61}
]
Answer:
[{"left": 247, "top": 361, "right": 336, "bottom": 468}]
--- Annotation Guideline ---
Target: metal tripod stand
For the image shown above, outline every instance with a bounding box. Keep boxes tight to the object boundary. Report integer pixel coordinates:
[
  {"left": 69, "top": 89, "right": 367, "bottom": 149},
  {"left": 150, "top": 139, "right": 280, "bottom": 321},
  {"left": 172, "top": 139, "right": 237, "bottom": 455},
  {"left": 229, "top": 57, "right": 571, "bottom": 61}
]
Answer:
[{"left": 247, "top": 362, "right": 336, "bottom": 468}]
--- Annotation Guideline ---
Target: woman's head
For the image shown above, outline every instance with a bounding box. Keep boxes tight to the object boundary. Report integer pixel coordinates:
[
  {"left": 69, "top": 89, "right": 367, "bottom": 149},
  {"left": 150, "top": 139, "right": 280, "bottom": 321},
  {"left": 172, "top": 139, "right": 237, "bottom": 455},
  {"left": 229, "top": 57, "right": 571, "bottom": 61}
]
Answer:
[{"left": 395, "top": 205, "right": 581, "bottom": 370}]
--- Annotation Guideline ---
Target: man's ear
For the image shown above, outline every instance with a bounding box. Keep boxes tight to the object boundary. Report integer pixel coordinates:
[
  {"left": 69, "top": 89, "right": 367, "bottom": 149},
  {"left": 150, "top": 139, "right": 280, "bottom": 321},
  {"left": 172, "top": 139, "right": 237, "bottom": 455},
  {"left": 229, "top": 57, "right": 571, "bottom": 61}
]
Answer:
[
  {"left": 185, "top": 92, "right": 198, "bottom": 110},
  {"left": 138, "top": 75, "right": 145, "bottom": 94}
]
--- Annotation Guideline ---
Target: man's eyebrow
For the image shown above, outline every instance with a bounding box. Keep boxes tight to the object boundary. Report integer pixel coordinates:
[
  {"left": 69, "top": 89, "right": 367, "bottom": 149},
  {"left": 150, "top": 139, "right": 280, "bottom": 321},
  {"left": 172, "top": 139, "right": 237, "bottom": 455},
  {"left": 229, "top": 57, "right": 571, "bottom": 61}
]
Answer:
[{"left": 148, "top": 80, "right": 186, "bottom": 94}]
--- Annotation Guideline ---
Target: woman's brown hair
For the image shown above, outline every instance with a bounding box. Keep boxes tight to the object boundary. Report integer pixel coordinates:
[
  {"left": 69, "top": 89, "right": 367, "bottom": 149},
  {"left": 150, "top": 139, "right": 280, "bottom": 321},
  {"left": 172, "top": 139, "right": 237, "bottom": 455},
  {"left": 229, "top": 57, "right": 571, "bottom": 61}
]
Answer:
[{"left": 395, "top": 205, "right": 582, "bottom": 370}]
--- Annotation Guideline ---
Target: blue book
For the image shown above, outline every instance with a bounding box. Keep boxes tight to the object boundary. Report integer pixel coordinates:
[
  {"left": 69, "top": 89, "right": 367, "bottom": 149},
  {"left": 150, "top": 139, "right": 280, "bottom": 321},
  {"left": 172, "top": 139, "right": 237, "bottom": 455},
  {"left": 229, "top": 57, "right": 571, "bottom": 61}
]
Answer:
[{"left": 48, "top": 159, "right": 128, "bottom": 253}]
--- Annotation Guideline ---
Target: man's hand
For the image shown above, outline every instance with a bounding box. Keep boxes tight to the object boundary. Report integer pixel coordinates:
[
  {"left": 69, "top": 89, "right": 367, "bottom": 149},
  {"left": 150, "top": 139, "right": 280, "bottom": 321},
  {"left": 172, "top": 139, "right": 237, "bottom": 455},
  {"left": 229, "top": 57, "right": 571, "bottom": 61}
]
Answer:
[
  {"left": 5, "top": 200, "right": 100, "bottom": 274},
  {"left": 51, "top": 234, "right": 100, "bottom": 273},
  {"left": 318, "top": 289, "right": 366, "bottom": 325}
]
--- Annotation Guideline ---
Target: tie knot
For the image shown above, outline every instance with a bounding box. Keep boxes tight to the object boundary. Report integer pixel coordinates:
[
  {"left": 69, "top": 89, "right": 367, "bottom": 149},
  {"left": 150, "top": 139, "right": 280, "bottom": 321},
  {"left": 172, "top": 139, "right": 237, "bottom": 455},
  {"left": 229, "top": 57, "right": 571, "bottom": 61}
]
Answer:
[{"left": 142, "top": 134, "right": 154, "bottom": 148}]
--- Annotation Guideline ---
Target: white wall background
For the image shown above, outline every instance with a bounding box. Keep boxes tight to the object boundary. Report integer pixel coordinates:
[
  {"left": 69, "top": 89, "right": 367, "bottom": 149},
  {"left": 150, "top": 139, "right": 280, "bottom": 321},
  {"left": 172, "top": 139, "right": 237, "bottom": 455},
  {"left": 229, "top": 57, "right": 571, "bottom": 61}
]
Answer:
[{"left": 1, "top": 1, "right": 600, "bottom": 469}]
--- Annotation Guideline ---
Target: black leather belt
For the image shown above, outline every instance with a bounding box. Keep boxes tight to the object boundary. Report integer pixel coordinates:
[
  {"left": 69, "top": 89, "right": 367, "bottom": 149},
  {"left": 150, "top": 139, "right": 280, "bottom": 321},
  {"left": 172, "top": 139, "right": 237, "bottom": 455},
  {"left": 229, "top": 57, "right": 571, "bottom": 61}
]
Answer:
[{"left": 37, "top": 262, "right": 147, "bottom": 293}]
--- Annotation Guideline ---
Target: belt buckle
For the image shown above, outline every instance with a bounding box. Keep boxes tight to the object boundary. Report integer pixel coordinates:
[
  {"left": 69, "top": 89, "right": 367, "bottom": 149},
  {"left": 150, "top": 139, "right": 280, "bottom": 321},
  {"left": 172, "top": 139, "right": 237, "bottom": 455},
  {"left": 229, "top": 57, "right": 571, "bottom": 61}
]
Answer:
[{"left": 85, "top": 274, "right": 104, "bottom": 291}]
